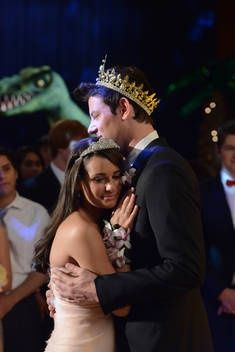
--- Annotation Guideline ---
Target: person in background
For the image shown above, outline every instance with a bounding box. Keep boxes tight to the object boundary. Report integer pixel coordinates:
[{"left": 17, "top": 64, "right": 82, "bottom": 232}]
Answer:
[
  {"left": 0, "top": 148, "right": 50, "bottom": 352},
  {"left": 0, "top": 220, "right": 11, "bottom": 352},
  {"left": 200, "top": 119, "right": 235, "bottom": 352},
  {"left": 35, "top": 134, "right": 52, "bottom": 167},
  {"left": 16, "top": 145, "right": 44, "bottom": 185},
  {"left": 20, "top": 119, "right": 88, "bottom": 214},
  {"left": 48, "top": 57, "right": 213, "bottom": 352}
]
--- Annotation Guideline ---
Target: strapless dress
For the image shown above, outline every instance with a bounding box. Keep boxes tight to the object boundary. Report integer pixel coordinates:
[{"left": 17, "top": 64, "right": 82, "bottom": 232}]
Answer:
[{"left": 44, "top": 295, "right": 115, "bottom": 352}]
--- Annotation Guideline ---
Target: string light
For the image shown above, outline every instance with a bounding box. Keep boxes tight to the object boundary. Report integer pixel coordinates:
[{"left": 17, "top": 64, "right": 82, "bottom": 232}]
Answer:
[
  {"left": 205, "top": 107, "right": 211, "bottom": 114},
  {"left": 209, "top": 101, "right": 216, "bottom": 109},
  {"left": 210, "top": 129, "right": 218, "bottom": 142}
]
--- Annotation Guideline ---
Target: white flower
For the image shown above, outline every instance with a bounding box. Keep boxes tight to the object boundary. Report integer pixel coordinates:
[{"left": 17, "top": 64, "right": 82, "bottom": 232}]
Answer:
[{"left": 121, "top": 167, "right": 136, "bottom": 185}]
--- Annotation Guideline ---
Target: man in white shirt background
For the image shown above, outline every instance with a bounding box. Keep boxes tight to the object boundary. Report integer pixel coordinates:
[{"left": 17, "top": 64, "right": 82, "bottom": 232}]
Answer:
[{"left": 0, "top": 148, "right": 50, "bottom": 352}]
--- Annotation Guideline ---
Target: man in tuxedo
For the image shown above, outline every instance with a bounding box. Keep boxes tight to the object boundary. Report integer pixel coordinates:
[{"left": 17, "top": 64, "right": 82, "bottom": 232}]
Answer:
[
  {"left": 49, "top": 59, "right": 213, "bottom": 351},
  {"left": 200, "top": 120, "right": 235, "bottom": 352},
  {"left": 20, "top": 119, "right": 87, "bottom": 214}
]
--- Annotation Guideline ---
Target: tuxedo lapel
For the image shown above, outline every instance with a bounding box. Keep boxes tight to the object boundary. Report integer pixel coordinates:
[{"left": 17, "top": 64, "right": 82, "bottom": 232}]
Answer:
[
  {"left": 131, "top": 137, "right": 168, "bottom": 183},
  {"left": 215, "top": 176, "right": 234, "bottom": 229}
]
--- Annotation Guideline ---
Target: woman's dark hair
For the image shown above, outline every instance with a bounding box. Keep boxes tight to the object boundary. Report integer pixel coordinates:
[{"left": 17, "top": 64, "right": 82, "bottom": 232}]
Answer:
[{"left": 34, "top": 137, "right": 126, "bottom": 273}]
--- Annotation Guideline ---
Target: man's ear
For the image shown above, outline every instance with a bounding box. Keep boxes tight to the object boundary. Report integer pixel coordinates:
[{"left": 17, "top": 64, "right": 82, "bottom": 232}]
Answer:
[{"left": 119, "top": 97, "right": 134, "bottom": 120}]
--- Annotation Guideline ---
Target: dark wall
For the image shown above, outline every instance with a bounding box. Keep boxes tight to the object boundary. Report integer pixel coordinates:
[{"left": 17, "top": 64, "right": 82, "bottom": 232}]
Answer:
[{"left": 0, "top": 0, "right": 217, "bottom": 156}]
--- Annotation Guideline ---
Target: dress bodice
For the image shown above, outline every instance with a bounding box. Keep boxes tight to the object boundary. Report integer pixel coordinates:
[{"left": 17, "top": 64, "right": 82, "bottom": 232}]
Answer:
[{"left": 45, "top": 294, "right": 115, "bottom": 352}]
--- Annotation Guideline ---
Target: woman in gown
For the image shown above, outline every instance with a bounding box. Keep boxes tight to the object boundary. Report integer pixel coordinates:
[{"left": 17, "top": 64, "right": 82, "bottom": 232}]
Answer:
[
  {"left": 0, "top": 222, "right": 12, "bottom": 352},
  {"left": 34, "top": 137, "right": 138, "bottom": 352}
]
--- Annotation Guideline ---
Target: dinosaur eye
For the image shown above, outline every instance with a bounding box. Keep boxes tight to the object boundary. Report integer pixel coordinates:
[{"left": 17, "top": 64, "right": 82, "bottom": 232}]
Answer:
[
  {"left": 35, "top": 79, "right": 46, "bottom": 88},
  {"left": 34, "top": 73, "right": 52, "bottom": 88}
]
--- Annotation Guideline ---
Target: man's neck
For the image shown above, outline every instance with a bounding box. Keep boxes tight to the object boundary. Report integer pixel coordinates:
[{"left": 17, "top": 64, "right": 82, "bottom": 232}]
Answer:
[
  {"left": 128, "top": 122, "right": 155, "bottom": 150},
  {"left": 0, "top": 192, "right": 17, "bottom": 208}
]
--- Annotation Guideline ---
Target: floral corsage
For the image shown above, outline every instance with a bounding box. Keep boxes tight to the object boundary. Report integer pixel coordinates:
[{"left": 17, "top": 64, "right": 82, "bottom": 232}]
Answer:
[
  {"left": 121, "top": 167, "right": 136, "bottom": 186},
  {"left": 103, "top": 221, "right": 131, "bottom": 268}
]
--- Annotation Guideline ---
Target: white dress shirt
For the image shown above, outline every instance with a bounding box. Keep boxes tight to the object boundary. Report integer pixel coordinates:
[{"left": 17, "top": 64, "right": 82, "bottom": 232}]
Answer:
[
  {"left": 3, "top": 193, "right": 50, "bottom": 289},
  {"left": 128, "top": 130, "right": 159, "bottom": 166}
]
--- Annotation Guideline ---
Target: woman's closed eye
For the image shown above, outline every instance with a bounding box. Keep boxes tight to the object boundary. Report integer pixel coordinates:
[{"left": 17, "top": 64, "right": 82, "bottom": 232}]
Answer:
[{"left": 91, "top": 173, "right": 122, "bottom": 184}]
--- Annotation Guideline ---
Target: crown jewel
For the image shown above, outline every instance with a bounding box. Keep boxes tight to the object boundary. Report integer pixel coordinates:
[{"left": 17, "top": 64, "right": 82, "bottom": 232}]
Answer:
[
  {"left": 96, "top": 56, "right": 160, "bottom": 116},
  {"left": 80, "top": 138, "right": 120, "bottom": 159}
]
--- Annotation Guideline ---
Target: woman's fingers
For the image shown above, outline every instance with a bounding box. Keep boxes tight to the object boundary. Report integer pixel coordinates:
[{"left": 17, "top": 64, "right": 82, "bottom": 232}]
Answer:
[{"left": 125, "top": 193, "right": 136, "bottom": 213}]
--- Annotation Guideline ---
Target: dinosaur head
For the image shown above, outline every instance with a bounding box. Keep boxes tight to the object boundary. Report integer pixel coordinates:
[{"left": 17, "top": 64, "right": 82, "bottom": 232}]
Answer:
[{"left": 0, "top": 66, "right": 74, "bottom": 116}]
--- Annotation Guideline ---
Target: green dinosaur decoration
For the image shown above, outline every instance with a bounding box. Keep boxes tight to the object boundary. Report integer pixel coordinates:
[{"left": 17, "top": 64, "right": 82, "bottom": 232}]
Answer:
[{"left": 0, "top": 65, "right": 90, "bottom": 127}]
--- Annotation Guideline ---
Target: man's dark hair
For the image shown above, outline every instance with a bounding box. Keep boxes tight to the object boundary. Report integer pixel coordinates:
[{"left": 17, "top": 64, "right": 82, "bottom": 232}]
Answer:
[
  {"left": 217, "top": 119, "right": 235, "bottom": 149},
  {"left": 0, "top": 147, "right": 17, "bottom": 170}
]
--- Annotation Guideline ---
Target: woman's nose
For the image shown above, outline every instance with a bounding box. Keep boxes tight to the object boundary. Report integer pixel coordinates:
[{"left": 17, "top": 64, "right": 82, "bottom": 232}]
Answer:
[{"left": 105, "top": 181, "right": 114, "bottom": 191}]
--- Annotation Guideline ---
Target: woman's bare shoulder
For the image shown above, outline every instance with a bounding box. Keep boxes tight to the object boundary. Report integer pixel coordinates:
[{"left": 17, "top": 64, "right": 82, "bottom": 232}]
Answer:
[{"left": 56, "top": 211, "right": 97, "bottom": 241}]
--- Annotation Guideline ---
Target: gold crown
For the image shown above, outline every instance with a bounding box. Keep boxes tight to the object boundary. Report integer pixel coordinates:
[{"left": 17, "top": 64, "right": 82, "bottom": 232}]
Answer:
[{"left": 96, "top": 56, "right": 160, "bottom": 116}]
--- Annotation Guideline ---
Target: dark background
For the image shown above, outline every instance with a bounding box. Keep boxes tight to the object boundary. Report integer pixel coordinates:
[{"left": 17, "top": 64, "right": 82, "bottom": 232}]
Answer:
[{"left": 0, "top": 0, "right": 234, "bottom": 164}]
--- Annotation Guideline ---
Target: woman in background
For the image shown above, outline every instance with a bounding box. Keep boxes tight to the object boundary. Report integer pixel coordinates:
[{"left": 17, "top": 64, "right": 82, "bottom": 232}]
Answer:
[{"left": 16, "top": 145, "right": 44, "bottom": 185}]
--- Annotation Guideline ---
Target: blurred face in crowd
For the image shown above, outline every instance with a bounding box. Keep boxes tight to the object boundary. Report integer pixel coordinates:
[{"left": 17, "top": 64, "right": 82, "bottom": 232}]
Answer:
[
  {"left": 20, "top": 152, "right": 43, "bottom": 180},
  {"left": 218, "top": 134, "right": 235, "bottom": 178},
  {"left": 0, "top": 155, "right": 17, "bottom": 204}
]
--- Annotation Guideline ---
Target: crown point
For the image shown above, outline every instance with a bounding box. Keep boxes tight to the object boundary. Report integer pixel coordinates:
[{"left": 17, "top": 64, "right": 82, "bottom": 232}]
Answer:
[{"left": 96, "top": 57, "right": 160, "bottom": 115}]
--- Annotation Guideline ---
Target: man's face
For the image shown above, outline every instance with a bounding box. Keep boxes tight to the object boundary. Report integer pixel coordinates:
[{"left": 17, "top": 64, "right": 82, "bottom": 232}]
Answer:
[
  {"left": 87, "top": 96, "right": 127, "bottom": 151},
  {"left": 0, "top": 155, "right": 17, "bottom": 199},
  {"left": 218, "top": 134, "right": 235, "bottom": 177}
]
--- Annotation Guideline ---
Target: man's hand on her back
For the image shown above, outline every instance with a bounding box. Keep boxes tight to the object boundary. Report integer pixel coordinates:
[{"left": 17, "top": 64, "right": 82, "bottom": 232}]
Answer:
[
  {"left": 50, "top": 264, "right": 99, "bottom": 305},
  {"left": 46, "top": 282, "right": 56, "bottom": 318}
]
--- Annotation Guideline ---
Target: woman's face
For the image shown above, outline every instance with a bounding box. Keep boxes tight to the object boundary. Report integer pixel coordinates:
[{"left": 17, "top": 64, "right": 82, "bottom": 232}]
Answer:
[
  {"left": 81, "top": 155, "right": 122, "bottom": 209},
  {"left": 20, "top": 152, "right": 43, "bottom": 180}
]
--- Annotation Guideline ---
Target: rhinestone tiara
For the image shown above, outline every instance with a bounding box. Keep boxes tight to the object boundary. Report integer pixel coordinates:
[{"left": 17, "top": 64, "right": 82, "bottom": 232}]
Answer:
[
  {"left": 96, "top": 56, "right": 160, "bottom": 116},
  {"left": 80, "top": 138, "right": 120, "bottom": 159}
]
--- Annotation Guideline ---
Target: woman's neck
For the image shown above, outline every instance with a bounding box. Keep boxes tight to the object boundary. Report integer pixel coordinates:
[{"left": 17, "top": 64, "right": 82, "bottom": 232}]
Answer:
[{"left": 79, "top": 202, "right": 104, "bottom": 224}]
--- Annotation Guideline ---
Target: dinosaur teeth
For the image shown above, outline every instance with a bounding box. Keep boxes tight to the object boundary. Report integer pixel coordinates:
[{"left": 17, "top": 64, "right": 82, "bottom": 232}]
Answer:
[
  {"left": 0, "top": 103, "right": 7, "bottom": 112},
  {"left": 0, "top": 93, "right": 33, "bottom": 112}
]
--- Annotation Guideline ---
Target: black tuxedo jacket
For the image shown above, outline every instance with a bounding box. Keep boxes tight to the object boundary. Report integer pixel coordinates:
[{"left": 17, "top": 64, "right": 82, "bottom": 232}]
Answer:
[
  {"left": 200, "top": 175, "right": 235, "bottom": 351},
  {"left": 95, "top": 138, "right": 213, "bottom": 352},
  {"left": 19, "top": 165, "right": 61, "bottom": 214}
]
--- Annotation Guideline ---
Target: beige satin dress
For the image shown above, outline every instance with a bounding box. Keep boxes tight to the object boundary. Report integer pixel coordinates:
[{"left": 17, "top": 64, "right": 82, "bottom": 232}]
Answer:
[{"left": 44, "top": 296, "right": 115, "bottom": 352}]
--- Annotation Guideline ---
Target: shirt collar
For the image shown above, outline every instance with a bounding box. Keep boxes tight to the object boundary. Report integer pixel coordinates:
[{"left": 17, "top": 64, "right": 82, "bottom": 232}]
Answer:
[
  {"left": 50, "top": 162, "right": 65, "bottom": 185},
  {"left": 3, "top": 192, "right": 24, "bottom": 211},
  {"left": 128, "top": 130, "right": 159, "bottom": 166},
  {"left": 221, "top": 167, "right": 235, "bottom": 191}
]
